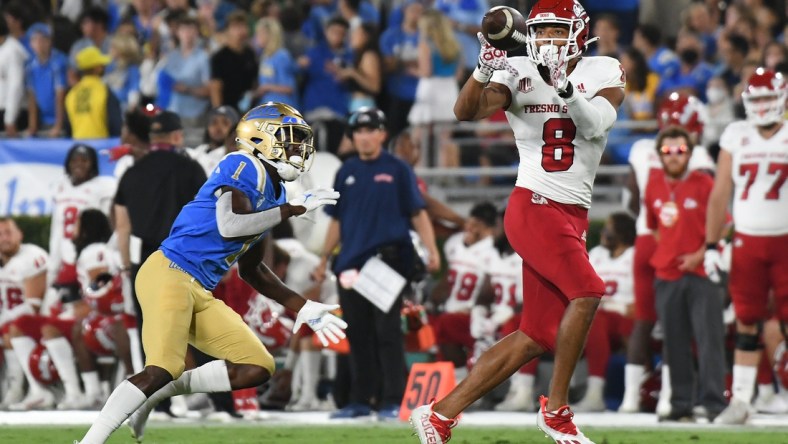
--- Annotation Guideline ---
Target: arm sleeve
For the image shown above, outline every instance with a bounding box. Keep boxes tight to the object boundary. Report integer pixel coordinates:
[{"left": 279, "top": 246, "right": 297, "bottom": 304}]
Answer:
[
  {"left": 106, "top": 88, "right": 123, "bottom": 136},
  {"left": 215, "top": 191, "right": 283, "bottom": 238}
]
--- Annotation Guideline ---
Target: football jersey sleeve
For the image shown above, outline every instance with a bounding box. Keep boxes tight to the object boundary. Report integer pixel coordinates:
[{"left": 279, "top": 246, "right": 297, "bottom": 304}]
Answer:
[
  {"left": 211, "top": 153, "right": 267, "bottom": 204},
  {"left": 17, "top": 245, "right": 49, "bottom": 279},
  {"left": 590, "top": 56, "right": 627, "bottom": 92},
  {"left": 719, "top": 121, "right": 747, "bottom": 155}
]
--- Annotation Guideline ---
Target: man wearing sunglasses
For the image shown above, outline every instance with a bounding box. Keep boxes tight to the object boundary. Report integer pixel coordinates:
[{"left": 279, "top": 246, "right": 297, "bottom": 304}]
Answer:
[{"left": 643, "top": 126, "right": 727, "bottom": 422}]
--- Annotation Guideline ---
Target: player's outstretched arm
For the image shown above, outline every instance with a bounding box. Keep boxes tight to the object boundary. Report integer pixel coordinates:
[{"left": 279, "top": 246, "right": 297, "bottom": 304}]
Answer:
[
  {"left": 704, "top": 149, "right": 734, "bottom": 282},
  {"left": 215, "top": 186, "right": 338, "bottom": 239},
  {"left": 238, "top": 239, "right": 347, "bottom": 346},
  {"left": 454, "top": 33, "right": 514, "bottom": 121}
]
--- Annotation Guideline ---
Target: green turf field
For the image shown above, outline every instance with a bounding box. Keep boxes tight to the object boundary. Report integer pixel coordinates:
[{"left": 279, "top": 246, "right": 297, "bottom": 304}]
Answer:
[{"left": 3, "top": 425, "right": 788, "bottom": 444}]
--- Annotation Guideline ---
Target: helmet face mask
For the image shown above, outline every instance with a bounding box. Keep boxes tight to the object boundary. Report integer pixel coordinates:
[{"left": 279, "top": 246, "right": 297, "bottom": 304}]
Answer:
[
  {"left": 236, "top": 103, "right": 315, "bottom": 181},
  {"left": 742, "top": 68, "right": 787, "bottom": 127},
  {"left": 525, "top": 0, "right": 596, "bottom": 66}
]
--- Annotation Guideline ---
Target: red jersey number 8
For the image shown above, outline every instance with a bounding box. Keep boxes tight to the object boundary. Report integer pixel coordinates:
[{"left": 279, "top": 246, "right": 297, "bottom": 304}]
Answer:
[
  {"left": 63, "top": 206, "right": 79, "bottom": 239},
  {"left": 447, "top": 269, "right": 479, "bottom": 302},
  {"left": 541, "top": 118, "right": 577, "bottom": 173}
]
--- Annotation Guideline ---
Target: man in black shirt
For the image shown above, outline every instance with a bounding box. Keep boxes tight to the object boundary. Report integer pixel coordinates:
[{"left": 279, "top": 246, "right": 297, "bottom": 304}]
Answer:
[
  {"left": 210, "top": 11, "right": 258, "bottom": 111},
  {"left": 114, "top": 109, "right": 206, "bottom": 341}
]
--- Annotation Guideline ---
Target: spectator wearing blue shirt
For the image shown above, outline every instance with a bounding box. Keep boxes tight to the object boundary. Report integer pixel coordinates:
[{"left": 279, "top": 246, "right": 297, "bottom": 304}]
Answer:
[
  {"left": 299, "top": 17, "right": 353, "bottom": 120},
  {"left": 314, "top": 108, "right": 439, "bottom": 420},
  {"left": 25, "top": 23, "right": 67, "bottom": 137},
  {"left": 715, "top": 33, "right": 749, "bottom": 94},
  {"left": 380, "top": 1, "right": 422, "bottom": 136},
  {"left": 162, "top": 16, "right": 211, "bottom": 126},
  {"left": 633, "top": 24, "right": 680, "bottom": 80},
  {"left": 254, "top": 18, "right": 298, "bottom": 108},
  {"left": 434, "top": 0, "right": 488, "bottom": 75},
  {"left": 303, "top": 0, "right": 378, "bottom": 44},
  {"left": 104, "top": 34, "right": 142, "bottom": 112},
  {"left": 656, "top": 30, "right": 715, "bottom": 102},
  {"left": 69, "top": 7, "right": 112, "bottom": 78}
]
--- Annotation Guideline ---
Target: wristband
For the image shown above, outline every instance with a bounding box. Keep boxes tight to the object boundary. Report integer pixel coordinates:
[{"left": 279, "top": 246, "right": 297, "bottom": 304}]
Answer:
[
  {"left": 706, "top": 242, "right": 718, "bottom": 251},
  {"left": 472, "top": 65, "right": 491, "bottom": 83},
  {"left": 558, "top": 81, "right": 574, "bottom": 99}
]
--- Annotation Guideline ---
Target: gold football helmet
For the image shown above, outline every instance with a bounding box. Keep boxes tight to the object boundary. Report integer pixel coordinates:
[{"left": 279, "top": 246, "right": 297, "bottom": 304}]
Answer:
[{"left": 235, "top": 102, "right": 315, "bottom": 181}]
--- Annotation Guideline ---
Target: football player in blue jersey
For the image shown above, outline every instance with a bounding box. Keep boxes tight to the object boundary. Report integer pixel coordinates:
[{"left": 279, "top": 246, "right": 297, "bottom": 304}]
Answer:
[{"left": 77, "top": 103, "right": 346, "bottom": 444}]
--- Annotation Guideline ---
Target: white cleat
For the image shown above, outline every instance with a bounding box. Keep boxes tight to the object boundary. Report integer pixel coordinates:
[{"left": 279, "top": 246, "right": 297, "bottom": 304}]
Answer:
[
  {"left": 409, "top": 402, "right": 456, "bottom": 444},
  {"left": 57, "top": 393, "right": 91, "bottom": 410},
  {"left": 126, "top": 404, "right": 153, "bottom": 442},
  {"left": 286, "top": 398, "right": 323, "bottom": 412},
  {"left": 655, "top": 392, "right": 672, "bottom": 419},
  {"left": 536, "top": 396, "right": 595, "bottom": 444},
  {"left": 0, "top": 387, "right": 25, "bottom": 409},
  {"left": 714, "top": 398, "right": 754, "bottom": 425},
  {"left": 617, "top": 397, "right": 639, "bottom": 413},
  {"left": 8, "top": 390, "right": 55, "bottom": 411},
  {"left": 753, "top": 390, "right": 788, "bottom": 414},
  {"left": 573, "top": 391, "right": 606, "bottom": 413},
  {"left": 495, "top": 387, "right": 535, "bottom": 412}
]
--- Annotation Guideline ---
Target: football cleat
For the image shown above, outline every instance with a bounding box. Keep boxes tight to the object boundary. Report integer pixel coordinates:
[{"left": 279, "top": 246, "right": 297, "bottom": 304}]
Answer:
[
  {"left": 537, "top": 396, "right": 595, "bottom": 444},
  {"left": 8, "top": 390, "right": 55, "bottom": 411},
  {"left": 410, "top": 401, "right": 457, "bottom": 444},
  {"left": 714, "top": 398, "right": 754, "bottom": 425}
]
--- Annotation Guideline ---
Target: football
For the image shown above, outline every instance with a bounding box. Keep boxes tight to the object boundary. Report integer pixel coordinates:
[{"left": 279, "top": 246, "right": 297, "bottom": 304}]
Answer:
[{"left": 481, "top": 6, "right": 528, "bottom": 51}]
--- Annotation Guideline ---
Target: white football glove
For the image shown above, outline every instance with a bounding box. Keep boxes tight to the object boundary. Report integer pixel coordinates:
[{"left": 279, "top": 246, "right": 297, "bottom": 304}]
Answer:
[
  {"left": 542, "top": 44, "right": 570, "bottom": 95},
  {"left": 292, "top": 300, "right": 348, "bottom": 347},
  {"left": 704, "top": 248, "right": 724, "bottom": 284},
  {"left": 288, "top": 188, "right": 339, "bottom": 217},
  {"left": 474, "top": 33, "right": 519, "bottom": 83}
]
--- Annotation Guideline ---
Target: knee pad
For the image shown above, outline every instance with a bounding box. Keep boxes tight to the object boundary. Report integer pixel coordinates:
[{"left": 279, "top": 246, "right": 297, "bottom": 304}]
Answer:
[{"left": 735, "top": 330, "right": 763, "bottom": 352}]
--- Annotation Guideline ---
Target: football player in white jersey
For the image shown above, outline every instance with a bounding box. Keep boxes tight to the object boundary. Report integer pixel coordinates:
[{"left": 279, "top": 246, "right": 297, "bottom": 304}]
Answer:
[
  {"left": 431, "top": 202, "right": 498, "bottom": 382},
  {"left": 0, "top": 218, "right": 50, "bottom": 409},
  {"left": 49, "top": 144, "right": 116, "bottom": 286},
  {"left": 620, "top": 92, "right": 715, "bottom": 414},
  {"left": 575, "top": 212, "right": 635, "bottom": 412},
  {"left": 411, "top": 1, "right": 624, "bottom": 442},
  {"left": 705, "top": 68, "right": 788, "bottom": 424}
]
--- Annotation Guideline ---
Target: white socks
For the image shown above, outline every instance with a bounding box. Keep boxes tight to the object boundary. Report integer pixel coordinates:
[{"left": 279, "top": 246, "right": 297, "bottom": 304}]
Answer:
[
  {"left": 127, "top": 328, "right": 144, "bottom": 374},
  {"left": 10, "top": 336, "right": 47, "bottom": 395},
  {"left": 584, "top": 375, "right": 605, "bottom": 399},
  {"left": 732, "top": 364, "right": 757, "bottom": 404},
  {"left": 622, "top": 364, "right": 645, "bottom": 406},
  {"left": 42, "top": 337, "right": 82, "bottom": 397},
  {"left": 81, "top": 371, "right": 102, "bottom": 399},
  {"left": 2, "top": 349, "right": 24, "bottom": 393},
  {"left": 79, "top": 380, "right": 147, "bottom": 444},
  {"left": 284, "top": 349, "right": 298, "bottom": 370},
  {"left": 298, "top": 351, "right": 321, "bottom": 404},
  {"left": 135, "top": 361, "right": 233, "bottom": 421},
  {"left": 512, "top": 372, "right": 535, "bottom": 391}
]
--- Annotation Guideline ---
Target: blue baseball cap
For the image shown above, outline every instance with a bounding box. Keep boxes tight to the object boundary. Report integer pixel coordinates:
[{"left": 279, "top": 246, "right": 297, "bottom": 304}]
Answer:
[{"left": 28, "top": 23, "right": 52, "bottom": 38}]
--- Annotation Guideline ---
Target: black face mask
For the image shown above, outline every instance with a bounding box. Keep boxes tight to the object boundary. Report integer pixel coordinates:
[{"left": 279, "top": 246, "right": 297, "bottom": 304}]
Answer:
[{"left": 679, "top": 49, "right": 700, "bottom": 65}]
